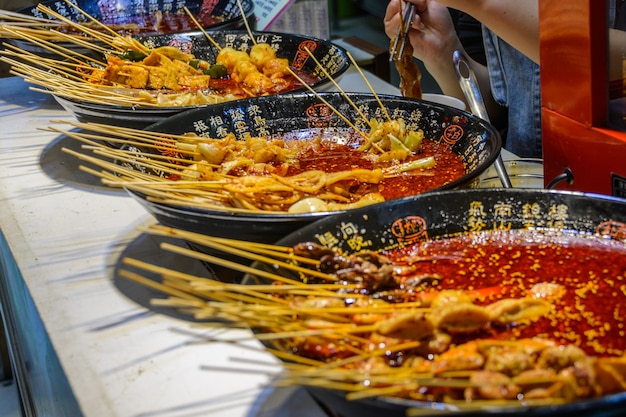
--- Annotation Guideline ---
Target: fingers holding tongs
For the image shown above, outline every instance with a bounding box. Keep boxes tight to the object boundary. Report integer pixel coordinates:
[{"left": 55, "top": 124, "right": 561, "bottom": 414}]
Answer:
[{"left": 390, "top": 2, "right": 416, "bottom": 61}]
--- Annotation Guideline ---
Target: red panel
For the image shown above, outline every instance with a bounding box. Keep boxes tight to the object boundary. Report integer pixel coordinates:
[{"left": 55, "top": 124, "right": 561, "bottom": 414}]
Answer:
[
  {"left": 542, "top": 108, "right": 626, "bottom": 195},
  {"left": 540, "top": 1, "right": 626, "bottom": 196},
  {"left": 539, "top": 0, "right": 607, "bottom": 125}
]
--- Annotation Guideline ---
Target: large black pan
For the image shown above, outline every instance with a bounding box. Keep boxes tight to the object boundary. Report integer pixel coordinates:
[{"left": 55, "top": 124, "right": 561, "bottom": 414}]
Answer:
[
  {"left": 261, "top": 188, "right": 626, "bottom": 417},
  {"left": 50, "top": 30, "right": 350, "bottom": 129},
  {"left": 126, "top": 92, "right": 502, "bottom": 245}
]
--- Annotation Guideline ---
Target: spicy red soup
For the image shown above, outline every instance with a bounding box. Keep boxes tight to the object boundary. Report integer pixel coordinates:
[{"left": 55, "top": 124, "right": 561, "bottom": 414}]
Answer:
[
  {"left": 286, "top": 137, "right": 466, "bottom": 199},
  {"left": 387, "top": 229, "right": 626, "bottom": 356}
]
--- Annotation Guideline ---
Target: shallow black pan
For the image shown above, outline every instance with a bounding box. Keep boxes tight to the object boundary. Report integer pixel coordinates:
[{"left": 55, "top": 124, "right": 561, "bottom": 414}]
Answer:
[
  {"left": 51, "top": 29, "right": 350, "bottom": 129},
  {"left": 263, "top": 188, "right": 626, "bottom": 417},
  {"left": 126, "top": 91, "right": 502, "bottom": 245}
]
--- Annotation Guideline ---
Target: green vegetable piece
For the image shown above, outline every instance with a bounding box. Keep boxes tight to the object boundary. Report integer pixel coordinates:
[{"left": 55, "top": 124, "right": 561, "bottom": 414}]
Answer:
[
  {"left": 120, "top": 50, "right": 147, "bottom": 61},
  {"left": 385, "top": 156, "right": 436, "bottom": 175},
  {"left": 404, "top": 130, "right": 424, "bottom": 152},
  {"left": 204, "top": 64, "right": 228, "bottom": 78},
  {"left": 379, "top": 134, "right": 411, "bottom": 162}
]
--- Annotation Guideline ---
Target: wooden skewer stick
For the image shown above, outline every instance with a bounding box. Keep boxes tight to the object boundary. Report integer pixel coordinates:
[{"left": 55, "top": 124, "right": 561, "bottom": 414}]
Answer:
[
  {"left": 236, "top": 0, "right": 256, "bottom": 45},
  {"left": 45, "top": 121, "right": 187, "bottom": 150},
  {"left": 62, "top": 147, "right": 186, "bottom": 180},
  {"left": 286, "top": 67, "right": 369, "bottom": 141},
  {"left": 299, "top": 49, "right": 394, "bottom": 155},
  {"left": 120, "top": 258, "right": 292, "bottom": 307},
  {"left": 0, "top": 26, "right": 106, "bottom": 66},
  {"left": 53, "top": 127, "right": 176, "bottom": 153},
  {"left": 149, "top": 224, "right": 307, "bottom": 255},
  {"left": 345, "top": 51, "right": 393, "bottom": 122},
  {"left": 154, "top": 233, "right": 338, "bottom": 283},
  {"left": 156, "top": 241, "right": 322, "bottom": 287},
  {"left": 183, "top": 6, "right": 221, "bottom": 51},
  {"left": 0, "top": 9, "right": 61, "bottom": 23},
  {"left": 48, "top": 120, "right": 210, "bottom": 146},
  {"left": 147, "top": 224, "right": 319, "bottom": 265},
  {"left": 37, "top": 1, "right": 131, "bottom": 47},
  {"left": 116, "top": 269, "right": 206, "bottom": 304},
  {"left": 303, "top": 46, "right": 369, "bottom": 123}
]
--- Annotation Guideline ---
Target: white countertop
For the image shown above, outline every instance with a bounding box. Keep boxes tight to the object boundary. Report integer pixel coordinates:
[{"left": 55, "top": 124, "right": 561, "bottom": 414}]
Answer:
[{"left": 0, "top": 68, "right": 405, "bottom": 417}]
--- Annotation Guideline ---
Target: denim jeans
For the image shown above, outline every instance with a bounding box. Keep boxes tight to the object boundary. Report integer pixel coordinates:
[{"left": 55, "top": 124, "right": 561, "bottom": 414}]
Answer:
[{"left": 482, "top": 27, "right": 543, "bottom": 158}]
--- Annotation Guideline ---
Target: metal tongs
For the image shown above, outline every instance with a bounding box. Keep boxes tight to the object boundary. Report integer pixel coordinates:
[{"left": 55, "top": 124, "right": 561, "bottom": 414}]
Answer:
[
  {"left": 390, "top": 2, "right": 416, "bottom": 61},
  {"left": 453, "top": 50, "right": 512, "bottom": 188}
]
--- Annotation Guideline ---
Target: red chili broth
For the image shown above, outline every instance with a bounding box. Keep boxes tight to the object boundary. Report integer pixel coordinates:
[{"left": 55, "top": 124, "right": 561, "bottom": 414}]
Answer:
[
  {"left": 286, "top": 139, "right": 465, "bottom": 199},
  {"left": 386, "top": 229, "right": 626, "bottom": 357}
]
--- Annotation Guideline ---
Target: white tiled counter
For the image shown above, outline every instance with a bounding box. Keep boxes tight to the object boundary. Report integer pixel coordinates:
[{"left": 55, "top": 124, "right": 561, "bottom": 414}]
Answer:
[{"left": 0, "top": 69, "right": 406, "bottom": 417}]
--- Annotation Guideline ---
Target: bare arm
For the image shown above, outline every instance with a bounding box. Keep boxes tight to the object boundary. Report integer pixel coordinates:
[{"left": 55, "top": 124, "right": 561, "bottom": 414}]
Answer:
[{"left": 435, "top": 0, "right": 540, "bottom": 64}]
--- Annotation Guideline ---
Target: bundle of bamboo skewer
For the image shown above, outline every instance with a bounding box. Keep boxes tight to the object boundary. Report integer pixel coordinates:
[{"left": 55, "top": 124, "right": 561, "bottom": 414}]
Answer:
[
  {"left": 116, "top": 224, "right": 626, "bottom": 412},
  {"left": 51, "top": 117, "right": 409, "bottom": 215},
  {"left": 0, "top": 0, "right": 346, "bottom": 111}
]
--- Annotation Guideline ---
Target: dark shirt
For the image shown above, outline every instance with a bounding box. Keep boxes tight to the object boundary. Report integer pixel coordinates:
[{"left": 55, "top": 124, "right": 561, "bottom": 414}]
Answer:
[{"left": 450, "top": 11, "right": 487, "bottom": 66}]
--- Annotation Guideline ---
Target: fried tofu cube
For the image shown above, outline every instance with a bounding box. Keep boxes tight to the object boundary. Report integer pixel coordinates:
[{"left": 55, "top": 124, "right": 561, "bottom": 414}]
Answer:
[
  {"left": 117, "top": 64, "right": 149, "bottom": 88},
  {"left": 178, "top": 75, "right": 211, "bottom": 89},
  {"left": 147, "top": 66, "right": 169, "bottom": 89}
]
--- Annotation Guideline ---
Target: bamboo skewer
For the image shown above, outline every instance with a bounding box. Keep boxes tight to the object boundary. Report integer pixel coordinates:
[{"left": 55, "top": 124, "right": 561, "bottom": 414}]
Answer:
[
  {"left": 112, "top": 225, "right": 596, "bottom": 404},
  {"left": 0, "top": 9, "right": 60, "bottom": 23},
  {"left": 146, "top": 224, "right": 320, "bottom": 266},
  {"left": 304, "top": 47, "right": 369, "bottom": 124},
  {"left": 37, "top": 1, "right": 126, "bottom": 42},
  {"left": 183, "top": 6, "right": 221, "bottom": 51},
  {"left": 45, "top": 121, "right": 194, "bottom": 150},
  {"left": 236, "top": 0, "right": 256, "bottom": 46},
  {"left": 286, "top": 67, "right": 369, "bottom": 143}
]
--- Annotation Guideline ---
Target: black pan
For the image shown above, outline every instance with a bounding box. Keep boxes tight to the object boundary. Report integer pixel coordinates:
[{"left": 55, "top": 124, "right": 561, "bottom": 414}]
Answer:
[
  {"left": 51, "top": 30, "right": 350, "bottom": 129},
  {"left": 261, "top": 188, "right": 626, "bottom": 417},
  {"left": 126, "top": 92, "right": 502, "bottom": 244}
]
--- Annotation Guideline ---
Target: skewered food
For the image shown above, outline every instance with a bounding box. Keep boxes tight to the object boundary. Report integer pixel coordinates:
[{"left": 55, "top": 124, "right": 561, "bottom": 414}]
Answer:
[
  {"left": 393, "top": 36, "right": 422, "bottom": 99},
  {"left": 58, "top": 117, "right": 465, "bottom": 213},
  {"left": 268, "top": 229, "right": 626, "bottom": 403},
  {"left": 0, "top": 2, "right": 340, "bottom": 110},
  {"left": 390, "top": 0, "right": 422, "bottom": 99},
  {"left": 79, "top": 41, "right": 315, "bottom": 106},
  {"left": 119, "top": 224, "right": 626, "bottom": 409}
]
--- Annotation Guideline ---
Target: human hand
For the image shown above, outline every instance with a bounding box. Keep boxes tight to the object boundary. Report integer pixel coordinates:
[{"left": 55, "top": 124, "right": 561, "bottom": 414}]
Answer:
[{"left": 384, "top": 0, "right": 463, "bottom": 70}]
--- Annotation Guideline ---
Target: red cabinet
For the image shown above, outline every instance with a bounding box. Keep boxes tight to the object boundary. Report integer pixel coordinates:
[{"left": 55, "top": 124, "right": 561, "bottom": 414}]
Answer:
[{"left": 540, "top": 0, "right": 626, "bottom": 197}]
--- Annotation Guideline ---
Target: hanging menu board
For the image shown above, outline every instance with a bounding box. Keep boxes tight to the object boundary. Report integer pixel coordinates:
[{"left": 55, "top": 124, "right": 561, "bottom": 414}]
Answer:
[
  {"left": 253, "top": 0, "right": 330, "bottom": 39},
  {"left": 253, "top": 0, "right": 296, "bottom": 30}
]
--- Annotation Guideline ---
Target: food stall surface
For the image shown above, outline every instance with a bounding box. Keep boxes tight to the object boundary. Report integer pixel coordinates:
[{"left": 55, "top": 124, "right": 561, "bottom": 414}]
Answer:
[
  {"left": 0, "top": 69, "right": 405, "bottom": 417},
  {"left": 0, "top": 59, "right": 527, "bottom": 415}
]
